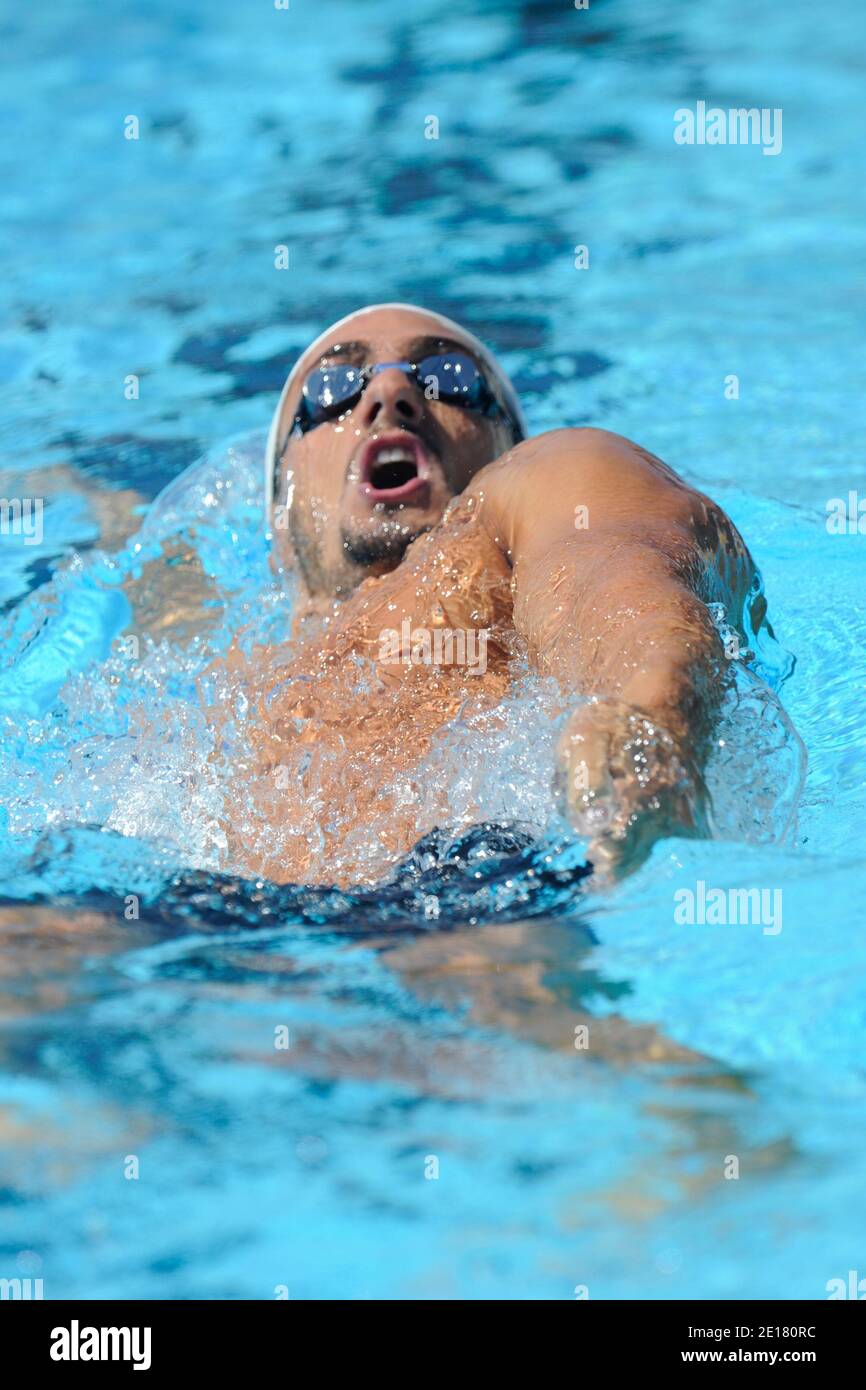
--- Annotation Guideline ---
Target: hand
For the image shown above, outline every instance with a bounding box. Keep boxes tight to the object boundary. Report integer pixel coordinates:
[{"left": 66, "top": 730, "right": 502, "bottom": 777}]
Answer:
[{"left": 555, "top": 697, "right": 710, "bottom": 882}]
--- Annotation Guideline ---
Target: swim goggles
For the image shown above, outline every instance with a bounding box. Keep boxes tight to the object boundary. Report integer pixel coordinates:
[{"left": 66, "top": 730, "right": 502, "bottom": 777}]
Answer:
[{"left": 290, "top": 350, "right": 509, "bottom": 437}]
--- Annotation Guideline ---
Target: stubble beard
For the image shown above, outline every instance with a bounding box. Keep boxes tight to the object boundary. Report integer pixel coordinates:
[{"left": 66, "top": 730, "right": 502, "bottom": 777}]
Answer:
[{"left": 340, "top": 517, "right": 433, "bottom": 570}]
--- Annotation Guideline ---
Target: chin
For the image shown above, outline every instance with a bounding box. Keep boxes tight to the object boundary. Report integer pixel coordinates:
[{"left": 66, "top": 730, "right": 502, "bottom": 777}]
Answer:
[{"left": 340, "top": 514, "right": 435, "bottom": 572}]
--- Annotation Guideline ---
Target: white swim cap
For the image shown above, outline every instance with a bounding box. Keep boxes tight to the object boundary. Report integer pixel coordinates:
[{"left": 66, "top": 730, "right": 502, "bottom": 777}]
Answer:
[{"left": 263, "top": 303, "right": 527, "bottom": 527}]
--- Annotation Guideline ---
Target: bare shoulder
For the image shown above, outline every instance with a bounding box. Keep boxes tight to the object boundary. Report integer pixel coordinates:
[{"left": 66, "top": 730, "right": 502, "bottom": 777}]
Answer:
[
  {"left": 465, "top": 427, "right": 757, "bottom": 604},
  {"left": 472, "top": 426, "right": 694, "bottom": 500},
  {"left": 467, "top": 427, "right": 702, "bottom": 550}
]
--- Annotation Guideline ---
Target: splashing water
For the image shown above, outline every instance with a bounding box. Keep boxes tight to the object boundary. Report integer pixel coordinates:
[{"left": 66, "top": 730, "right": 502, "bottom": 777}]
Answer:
[{"left": 0, "top": 433, "right": 803, "bottom": 924}]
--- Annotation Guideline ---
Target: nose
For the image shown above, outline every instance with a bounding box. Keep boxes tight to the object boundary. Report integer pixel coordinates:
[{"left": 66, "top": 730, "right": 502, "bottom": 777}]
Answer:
[{"left": 357, "top": 365, "right": 424, "bottom": 429}]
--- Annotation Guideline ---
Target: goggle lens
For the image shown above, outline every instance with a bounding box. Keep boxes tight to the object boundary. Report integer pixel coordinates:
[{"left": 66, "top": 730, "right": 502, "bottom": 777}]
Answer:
[{"left": 295, "top": 352, "right": 494, "bottom": 433}]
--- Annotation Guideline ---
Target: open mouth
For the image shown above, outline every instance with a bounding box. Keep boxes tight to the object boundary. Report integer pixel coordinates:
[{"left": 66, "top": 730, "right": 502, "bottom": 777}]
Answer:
[
  {"left": 357, "top": 433, "right": 431, "bottom": 504},
  {"left": 370, "top": 447, "right": 418, "bottom": 491}
]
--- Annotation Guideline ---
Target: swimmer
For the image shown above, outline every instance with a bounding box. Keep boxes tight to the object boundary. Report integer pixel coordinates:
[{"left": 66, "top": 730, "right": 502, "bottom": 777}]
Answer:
[{"left": 212, "top": 302, "right": 771, "bottom": 886}]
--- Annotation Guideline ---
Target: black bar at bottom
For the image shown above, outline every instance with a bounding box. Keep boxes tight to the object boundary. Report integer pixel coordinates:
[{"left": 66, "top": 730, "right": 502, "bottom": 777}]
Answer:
[{"left": 2, "top": 1297, "right": 863, "bottom": 1373}]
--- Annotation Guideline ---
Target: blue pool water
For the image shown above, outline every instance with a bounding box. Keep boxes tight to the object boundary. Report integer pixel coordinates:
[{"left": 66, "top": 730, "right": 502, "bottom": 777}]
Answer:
[{"left": 1, "top": 0, "right": 865, "bottom": 1299}]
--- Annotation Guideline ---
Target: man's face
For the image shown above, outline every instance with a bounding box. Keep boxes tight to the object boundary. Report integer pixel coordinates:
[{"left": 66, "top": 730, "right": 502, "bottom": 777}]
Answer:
[{"left": 271, "top": 306, "right": 516, "bottom": 596}]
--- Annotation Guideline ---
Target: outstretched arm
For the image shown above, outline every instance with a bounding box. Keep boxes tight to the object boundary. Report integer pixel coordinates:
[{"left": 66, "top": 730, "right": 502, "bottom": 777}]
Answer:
[{"left": 467, "top": 428, "right": 757, "bottom": 878}]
